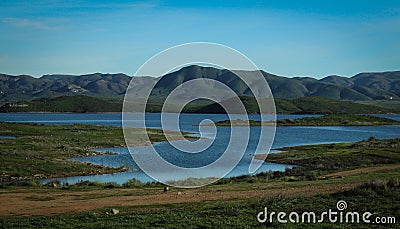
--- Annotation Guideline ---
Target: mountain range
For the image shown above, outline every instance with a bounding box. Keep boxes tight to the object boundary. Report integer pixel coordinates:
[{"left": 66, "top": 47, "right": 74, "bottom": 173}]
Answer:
[{"left": 1, "top": 65, "right": 399, "bottom": 105}]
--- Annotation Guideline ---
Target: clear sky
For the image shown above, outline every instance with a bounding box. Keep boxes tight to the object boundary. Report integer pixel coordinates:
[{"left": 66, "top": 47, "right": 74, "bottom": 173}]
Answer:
[{"left": 0, "top": 0, "right": 399, "bottom": 78}]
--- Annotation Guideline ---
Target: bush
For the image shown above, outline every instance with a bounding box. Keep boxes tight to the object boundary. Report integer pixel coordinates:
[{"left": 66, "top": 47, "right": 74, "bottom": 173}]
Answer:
[
  {"left": 387, "top": 178, "right": 400, "bottom": 188},
  {"left": 343, "top": 179, "right": 400, "bottom": 198},
  {"left": 72, "top": 180, "right": 104, "bottom": 187},
  {"left": 122, "top": 178, "right": 143, "bottom": 188},
  {"left": 25, "top": 180, "right": 43, "bottom": 187},
  {"left": 45, "top": 180, "right": 61, "bottom": 187},
  {"left": 1, "top": 180, "right": 43, "bottom": 187},
  {"left": 104, "top": 182, "right": 121, "bottom": 189}
]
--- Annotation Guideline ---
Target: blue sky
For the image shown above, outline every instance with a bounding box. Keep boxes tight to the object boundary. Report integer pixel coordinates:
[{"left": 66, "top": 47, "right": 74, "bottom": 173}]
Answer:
[{"left": 0, "top": 0, "right": 399, "bottom": 78}]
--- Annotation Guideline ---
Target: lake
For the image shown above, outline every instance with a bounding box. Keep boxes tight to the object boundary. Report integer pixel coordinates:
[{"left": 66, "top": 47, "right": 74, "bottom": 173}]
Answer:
[{"left": 1, "top": 113, "right": 400, "bottom": 184}]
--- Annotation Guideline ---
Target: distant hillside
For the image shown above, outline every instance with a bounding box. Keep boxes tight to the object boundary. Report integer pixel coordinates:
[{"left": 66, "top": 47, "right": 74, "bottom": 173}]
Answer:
[
  {"left": 356, "top": 100, "right": 400, "bottom": 112},
  {"left": 148, "top": 65, "right": 400, "bottom": 101},
  {"left": 1, "top": 95, "right": 395, "bottom": 114},
  {"left": 194, "top": 96, "right": 394, "bottom": 114},
  {"left": 0, "top": 95, "right": 122, "bottom": 113},
  {"left": 276, "top": 97, "right": 393, "bottom": 114},
  {"left": 1, "top": 65, "right": 399, "bottom": 105},
  {"left": 0, "top": 73, "right": 132, "bottom": 105}
]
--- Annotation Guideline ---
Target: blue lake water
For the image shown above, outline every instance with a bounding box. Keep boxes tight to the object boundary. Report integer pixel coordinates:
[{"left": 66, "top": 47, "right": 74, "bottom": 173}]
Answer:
[
  {"left": 1, "top": 113, "right": 399, "bottom": 184},
  {"left": 0, "top": 136, "right": 16, "bottom": 139}
]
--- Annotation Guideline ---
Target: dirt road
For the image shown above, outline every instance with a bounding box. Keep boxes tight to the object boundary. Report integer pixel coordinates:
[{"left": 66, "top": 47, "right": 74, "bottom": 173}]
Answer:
[
  {"left": 2, "top": 164, "right": 398, "bottom": 217},
  {"left": 0, "top": 182, "right": 356, "bottom": 216}
]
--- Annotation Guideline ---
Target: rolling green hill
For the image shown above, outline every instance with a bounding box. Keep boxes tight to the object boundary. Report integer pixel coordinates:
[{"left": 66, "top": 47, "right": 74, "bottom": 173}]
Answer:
[
  {"left": 194, "top": 96, "right": 394, "bottom": 114},
  {"left": 0, "top": 95, "right": 122, "bottom": 113},
  {"left": 356, "top": 100, "right": 400, "bottom": 113},
  {"left": 277, "top": 97, "right": 392, "bottom": 114},
  {"left": 1, "top": 95, "right": 396, "bottom": 114}
]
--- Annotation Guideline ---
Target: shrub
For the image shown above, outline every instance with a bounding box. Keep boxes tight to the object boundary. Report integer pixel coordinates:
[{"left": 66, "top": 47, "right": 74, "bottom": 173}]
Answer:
[
  {"left": 25, "top": 180, "right": 43, "bottom": 187},
  {"left": 73, "top": 180, "right": 104, "bottom": 187},
  {"left": 104, "top": 182, "right": 121, "bottom": 189},
  {"left": 122, "top": 178, "right": 143, "bottom": 188},
  {"left": 45, "top": 180, "right": 61, "bottom": 187}
]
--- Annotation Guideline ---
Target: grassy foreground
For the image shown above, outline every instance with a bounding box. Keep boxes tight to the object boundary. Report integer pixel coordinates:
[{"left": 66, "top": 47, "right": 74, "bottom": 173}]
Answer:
[{"left": 1, "top": 180, "right": 399, "bottom": 228}]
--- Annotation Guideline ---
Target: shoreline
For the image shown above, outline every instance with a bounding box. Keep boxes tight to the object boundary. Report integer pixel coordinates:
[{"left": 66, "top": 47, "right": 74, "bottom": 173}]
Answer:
[
  {"left": 205, "top": 114, "right": 400, "bottom": 127},
  {"left": 3, "top": 137, "right": 399, "bottom": 188},
  {"left": 1, "top": 110, "right": 400, "bottom": 115},
  {"left": 2, "top": 118, "right": 399, "bottom": 185},
  {"left": 1, "top": 111, "right": 399, "bottom": 115},
  {"left": 39, "top": 140, "right": 356, "bottom": 185}
]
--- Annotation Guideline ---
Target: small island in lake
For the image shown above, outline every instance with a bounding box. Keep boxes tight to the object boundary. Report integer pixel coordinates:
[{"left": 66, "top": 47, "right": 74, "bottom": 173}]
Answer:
[{"left": 211, "top": 114, "right": 400, "bottom": 126}]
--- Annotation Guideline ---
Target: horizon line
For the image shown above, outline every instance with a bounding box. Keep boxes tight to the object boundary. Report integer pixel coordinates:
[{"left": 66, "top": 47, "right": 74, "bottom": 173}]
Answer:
[{"left": 1, "top": 65, "right": 399, "bottom": 79}]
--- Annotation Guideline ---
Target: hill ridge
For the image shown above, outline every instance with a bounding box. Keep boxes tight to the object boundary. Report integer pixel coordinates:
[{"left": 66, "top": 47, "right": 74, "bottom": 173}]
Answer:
[{"left": 1, "top": 66, "right": 399, "bottom": 104}]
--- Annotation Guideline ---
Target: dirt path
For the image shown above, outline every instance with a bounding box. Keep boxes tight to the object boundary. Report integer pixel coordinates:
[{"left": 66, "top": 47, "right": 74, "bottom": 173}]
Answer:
[
  {"left": 0, "top": 182, "right": 358, "bottom": 217},
  {"left": 2, "top": 164, "right": 399, "bottom": 217}
]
